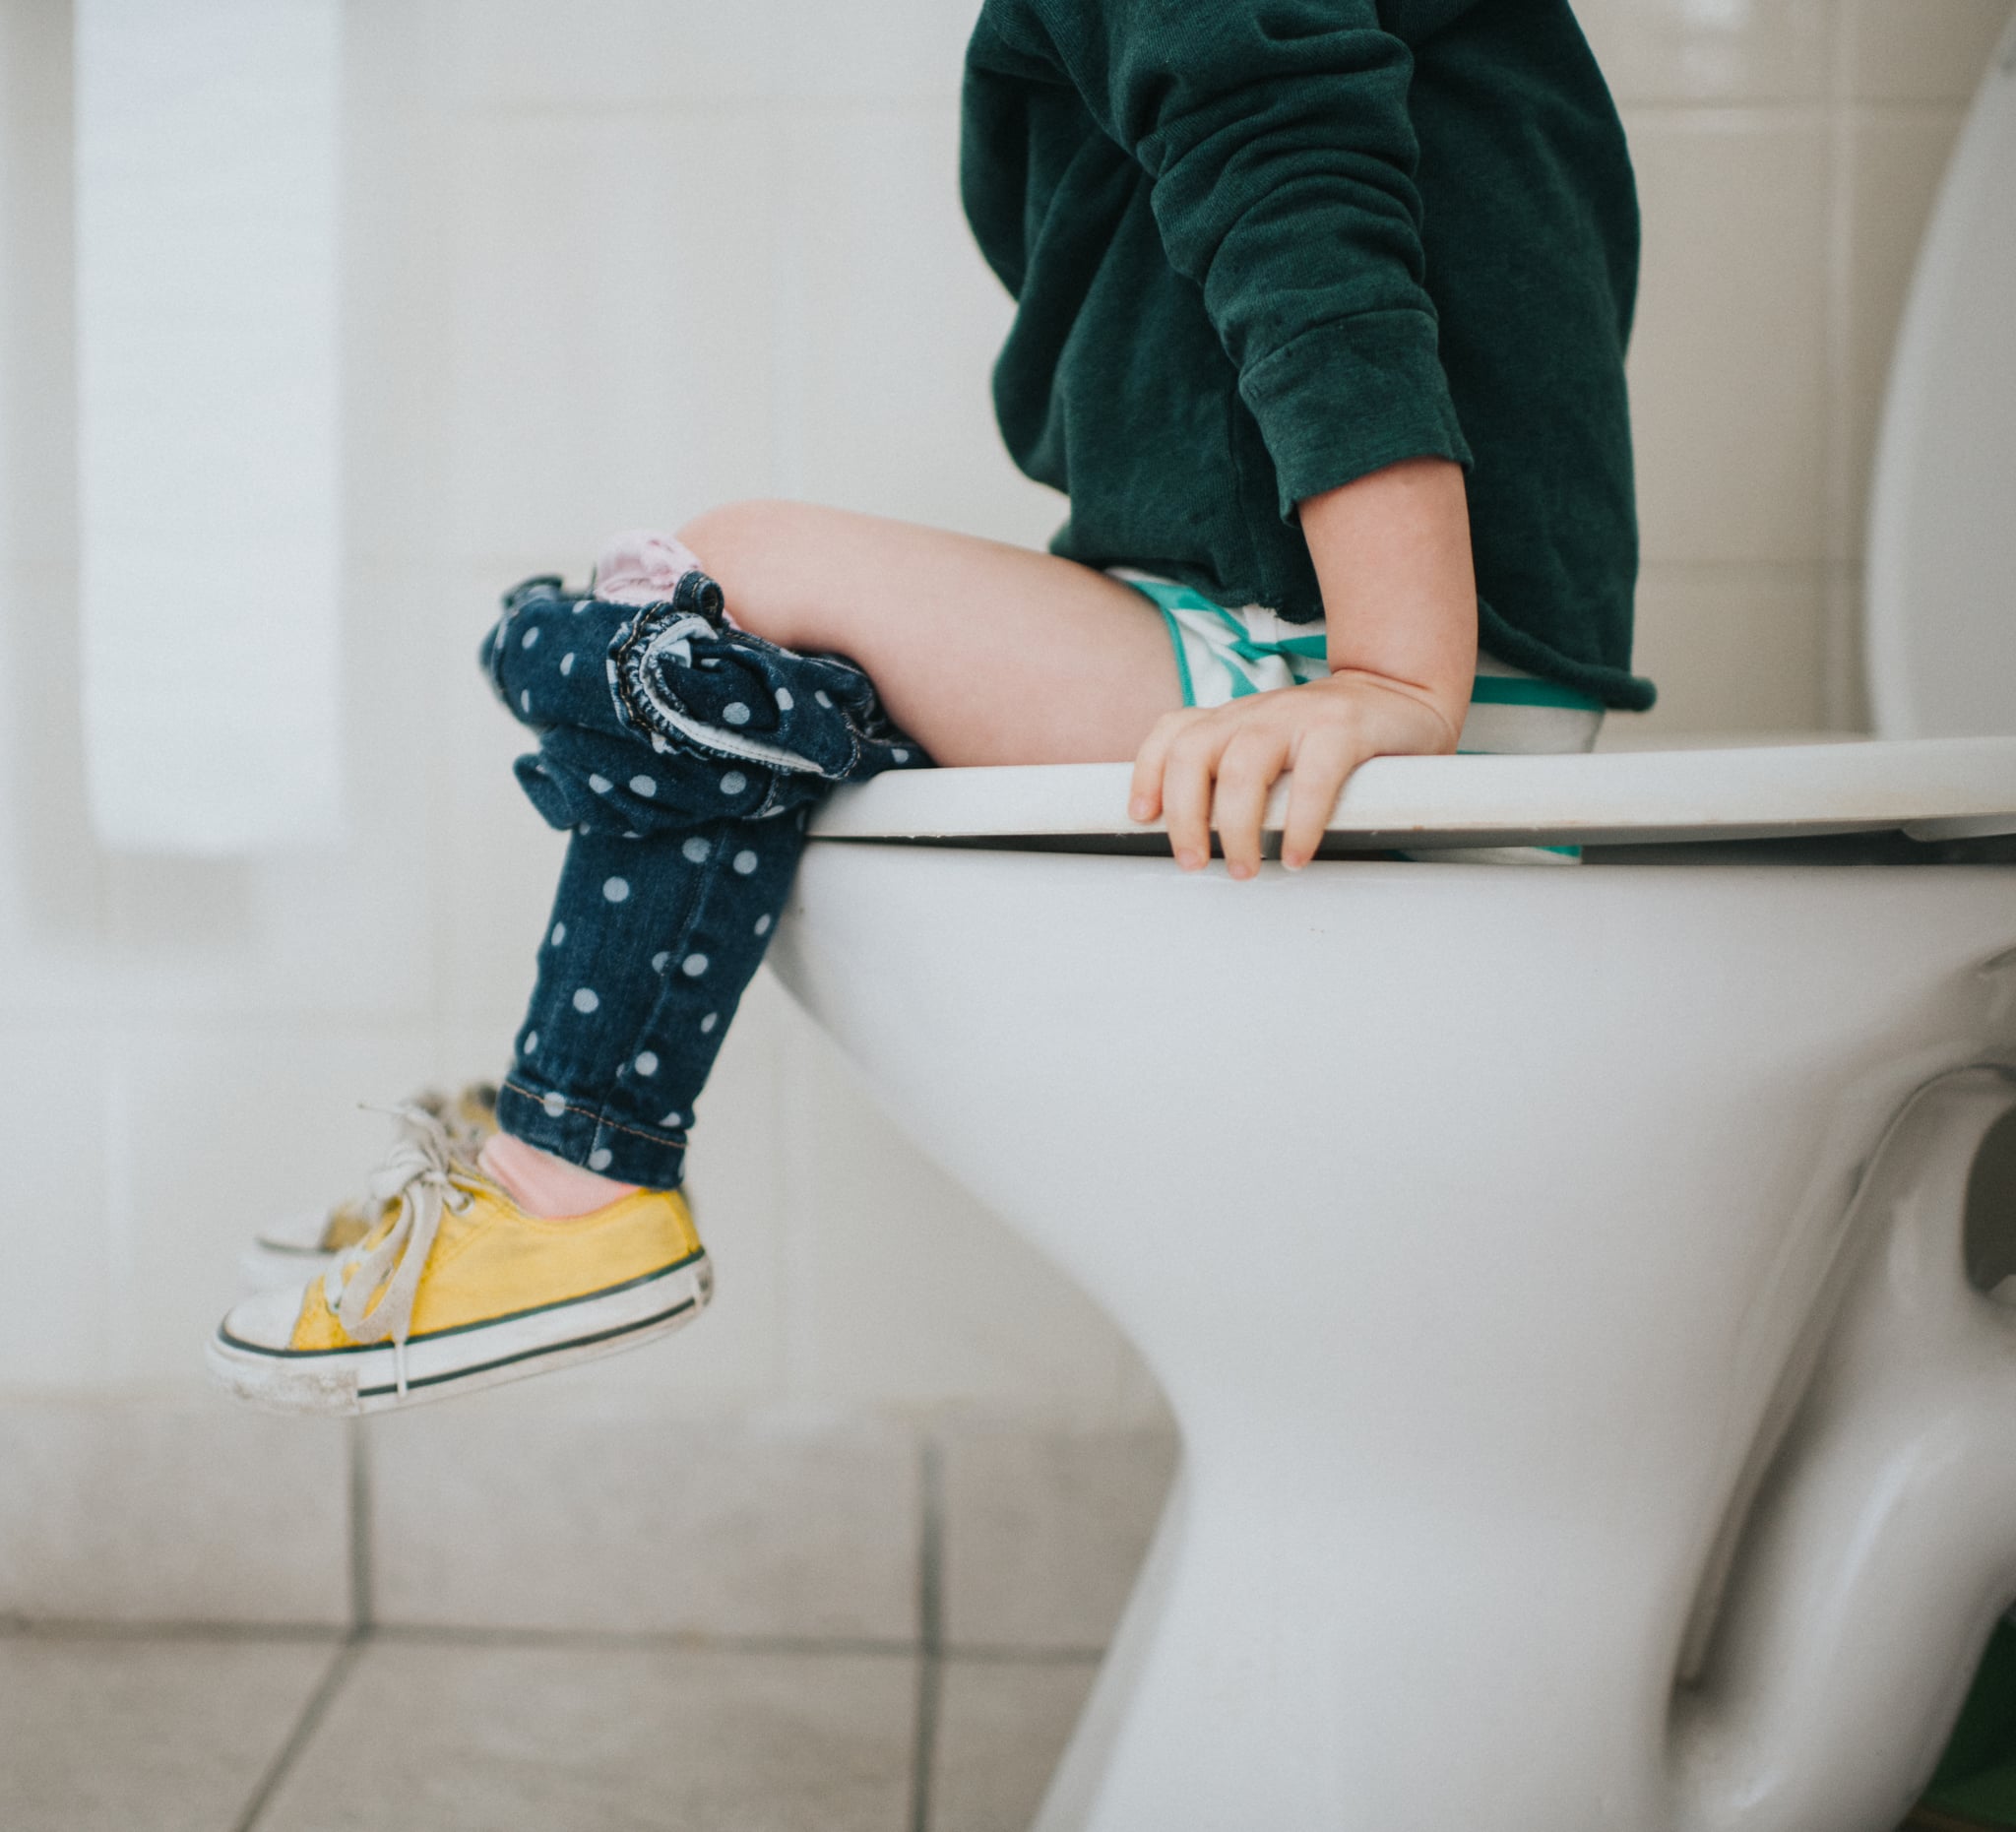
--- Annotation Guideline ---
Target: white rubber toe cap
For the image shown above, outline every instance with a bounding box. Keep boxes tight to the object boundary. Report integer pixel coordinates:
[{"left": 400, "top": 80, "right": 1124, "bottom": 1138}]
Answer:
[{"left": 219, "top": 1282, "right": 313, "bottom": 1354}]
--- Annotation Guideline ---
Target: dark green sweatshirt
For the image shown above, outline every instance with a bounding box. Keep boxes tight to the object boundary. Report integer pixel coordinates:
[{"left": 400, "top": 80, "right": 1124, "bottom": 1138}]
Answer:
[{"left": 962, "top": 0, "right": 1654, "bottom": 710}]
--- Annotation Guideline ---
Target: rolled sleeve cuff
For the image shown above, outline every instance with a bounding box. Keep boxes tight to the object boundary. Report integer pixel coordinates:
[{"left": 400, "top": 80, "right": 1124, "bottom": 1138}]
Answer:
[{"left": 1239, "top": 308, "right": 1473, "bottom": 519}]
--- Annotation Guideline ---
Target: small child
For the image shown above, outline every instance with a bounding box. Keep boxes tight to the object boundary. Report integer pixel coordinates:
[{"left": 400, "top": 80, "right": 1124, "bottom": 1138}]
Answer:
[{"left": 208, "top": 0, "right": 1651, "bottom": 1412}]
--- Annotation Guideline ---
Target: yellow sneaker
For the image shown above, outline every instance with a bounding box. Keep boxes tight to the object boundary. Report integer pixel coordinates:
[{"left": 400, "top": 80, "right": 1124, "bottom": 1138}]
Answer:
[
  {"left": 208, "top": 1106, "right": 710, "bottom": 1415},
  {"left": 238, "top": 1082, "right": 501, "bottom": 1291}
]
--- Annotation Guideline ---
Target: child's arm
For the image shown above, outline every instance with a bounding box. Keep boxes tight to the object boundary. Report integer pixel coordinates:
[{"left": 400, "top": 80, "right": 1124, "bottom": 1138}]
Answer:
[
  {"left": 1128, "top": 457, "right": 1477, "bottom": 877},
  {"left": 976, "top": 3, "right": 1485, "bottom": 878}
]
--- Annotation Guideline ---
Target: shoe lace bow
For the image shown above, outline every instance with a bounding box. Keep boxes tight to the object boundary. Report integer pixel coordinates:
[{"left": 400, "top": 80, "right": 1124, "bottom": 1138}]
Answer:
[{"left": 321, "top": 1103, "right": 477, "bottom": 1395}]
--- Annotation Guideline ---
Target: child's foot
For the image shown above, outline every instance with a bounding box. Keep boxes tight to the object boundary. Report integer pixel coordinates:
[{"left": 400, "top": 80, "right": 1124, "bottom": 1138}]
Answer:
[
  {"left": 208, "top": 1106, "right": 710, "bottom": 1415},
  {"left": 238, "top": 1081, "right": 500, "bottom": 1291},
  {"left": 476, "top": 1128, "right": 638, "bottom": 1218}
]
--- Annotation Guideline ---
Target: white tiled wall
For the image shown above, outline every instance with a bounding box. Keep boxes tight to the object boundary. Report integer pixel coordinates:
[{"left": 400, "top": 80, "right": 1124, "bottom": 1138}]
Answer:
[
  {"left": 0, "top": 0, "right": 2008, "bottom": 1446},
  {"left": 1578, "top": 0, "right": 2016, "bottom": 730}
]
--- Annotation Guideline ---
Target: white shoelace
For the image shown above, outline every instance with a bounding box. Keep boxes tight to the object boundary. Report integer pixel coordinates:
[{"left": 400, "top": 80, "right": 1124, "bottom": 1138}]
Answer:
[
  {"left": 322, "top": 1104, "right": 478, "bottom": 1396},
  {"left": 310, "top": 1086, "right": 492, "bottom": 1250}
]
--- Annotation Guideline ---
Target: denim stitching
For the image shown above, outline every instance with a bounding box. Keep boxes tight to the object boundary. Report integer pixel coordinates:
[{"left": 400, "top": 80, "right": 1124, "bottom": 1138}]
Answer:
[
  {"left": 499, "top": 1077, "right": 689, "bottom": 1146},
  {"left": 607, "top": 605, "right": 831, "bottom": 777},
  {"left": 600, "top": 823, "right": 732, "bottom": 1128}
]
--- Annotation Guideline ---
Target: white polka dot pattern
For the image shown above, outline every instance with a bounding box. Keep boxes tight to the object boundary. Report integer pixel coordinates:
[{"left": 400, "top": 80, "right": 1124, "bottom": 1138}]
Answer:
[{"left": 498, "top": 601, "right": 927, "bottom": 1193}]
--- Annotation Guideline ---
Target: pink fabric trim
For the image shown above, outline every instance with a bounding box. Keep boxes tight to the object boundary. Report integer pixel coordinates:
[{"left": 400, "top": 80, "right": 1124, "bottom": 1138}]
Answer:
[{"left": 593, "top": 529, "right": 706, "bottom": 607}]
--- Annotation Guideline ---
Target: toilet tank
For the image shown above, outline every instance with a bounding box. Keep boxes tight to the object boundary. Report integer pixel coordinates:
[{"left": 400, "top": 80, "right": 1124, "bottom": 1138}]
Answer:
[{"left": 1865, "top": 20, "right": 2016, "bottom": 738}]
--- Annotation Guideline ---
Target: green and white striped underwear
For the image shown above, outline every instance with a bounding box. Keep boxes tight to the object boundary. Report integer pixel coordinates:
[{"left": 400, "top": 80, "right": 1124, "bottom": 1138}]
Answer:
[{"left": 1115, "top": 571, "right": 1606, "bottom": 864}]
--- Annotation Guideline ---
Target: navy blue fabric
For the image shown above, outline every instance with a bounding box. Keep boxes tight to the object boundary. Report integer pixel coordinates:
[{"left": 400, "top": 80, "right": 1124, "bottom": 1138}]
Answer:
[{"left": 479, "top": 572, "right": 929, "bottom": 1186}]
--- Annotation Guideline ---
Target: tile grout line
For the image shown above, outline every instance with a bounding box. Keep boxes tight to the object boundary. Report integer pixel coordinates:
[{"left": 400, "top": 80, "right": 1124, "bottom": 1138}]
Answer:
[
  {"left": 215, "top": 1414, "right": 383, "bottom": 1831},
  {"left": 347, "top": 1416, "right": 375, "bottom": 1632},
  {"left": 0, "top": 1619, "right": 346, "bottom": 1645},
  {"left": 0, "top": 1615, "right": 1104, "bottom": 1663},
  {"left": 1822, "top": 0, "right": 1861, "bottom": 732},
  {"left": 227, "top": 1633, "right": 367, "bottom": 1832},
  {"left": 909, "top": 1434, "right": 945, "bottom": 1832}
]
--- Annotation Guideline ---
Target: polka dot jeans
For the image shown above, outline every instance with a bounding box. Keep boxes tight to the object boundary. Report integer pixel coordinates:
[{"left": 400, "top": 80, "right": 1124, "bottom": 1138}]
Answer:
[{"left": 478, "top": 568, "right": 930, "bottom": 1187}]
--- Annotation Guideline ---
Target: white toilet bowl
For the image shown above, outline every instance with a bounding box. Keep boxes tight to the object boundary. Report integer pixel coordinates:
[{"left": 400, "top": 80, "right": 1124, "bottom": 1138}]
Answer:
[
  {"left": 773, "top": 26, "right": 2016, "bottom": 1832},
  {"left": 775, "top": 751, "right": 2016, "bottom": 1832}
]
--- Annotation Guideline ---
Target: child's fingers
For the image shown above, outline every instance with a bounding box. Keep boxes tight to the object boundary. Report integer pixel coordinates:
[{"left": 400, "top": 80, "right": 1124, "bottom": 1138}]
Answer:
[
  {"left": 1128, "top": 711, "right": 1185, "bottom": 824},
  {"left": 1280, "top": 730, "right": 1361, "bottom": 868},
  {"left": 1160, "top": 719, "right": 1226, "bottom": 871},
  {"left": 1212, "top": 729, "right": 1289, "bottom": 881}
]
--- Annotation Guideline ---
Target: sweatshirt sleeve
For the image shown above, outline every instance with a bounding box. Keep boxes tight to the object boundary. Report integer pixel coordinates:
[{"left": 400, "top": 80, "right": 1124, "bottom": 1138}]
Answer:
[{"left": 977, "top": 0, "right": 1472, "bottom": 516}]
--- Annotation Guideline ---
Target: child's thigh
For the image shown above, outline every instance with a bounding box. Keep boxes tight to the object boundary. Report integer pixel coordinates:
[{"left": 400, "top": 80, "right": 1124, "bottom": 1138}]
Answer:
[{"left": 679, "top": 501, "right": 1183, "bottom": 767}]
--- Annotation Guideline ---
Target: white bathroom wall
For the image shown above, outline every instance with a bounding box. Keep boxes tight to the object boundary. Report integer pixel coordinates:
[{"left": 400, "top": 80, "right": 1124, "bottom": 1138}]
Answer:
[
  {"left": 1580, "top": 0, "right": 2016, "bottom": 732},
  {"left": 0, "top": 0, "right": 2009, "bottom": 1448}
]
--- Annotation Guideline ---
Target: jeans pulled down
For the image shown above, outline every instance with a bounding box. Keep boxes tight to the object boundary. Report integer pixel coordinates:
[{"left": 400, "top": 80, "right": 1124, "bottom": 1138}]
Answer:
[{"left": 479, "top": 570, "right": 928, "bottom": 1186}]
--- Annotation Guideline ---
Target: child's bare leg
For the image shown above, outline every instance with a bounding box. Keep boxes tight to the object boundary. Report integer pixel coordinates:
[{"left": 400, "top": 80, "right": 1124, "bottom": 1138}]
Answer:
[
  {"left": 207, "top": 510, "right": 1188, "bottom": 1412},
  {"left": 490, "top": 506, "right": 1150, "bottom": 1218},
  {"left": 678, "top": 501, "right": 1183, "bottom": 765},
  {"left": 481, "top": 506, "right": 1180, "bottom": 1218}
]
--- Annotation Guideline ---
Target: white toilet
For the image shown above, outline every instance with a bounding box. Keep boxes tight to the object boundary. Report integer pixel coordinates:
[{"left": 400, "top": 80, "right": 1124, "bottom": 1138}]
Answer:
[{"left": 773, "top": 30, "right": 2016, "bottom": 1832}]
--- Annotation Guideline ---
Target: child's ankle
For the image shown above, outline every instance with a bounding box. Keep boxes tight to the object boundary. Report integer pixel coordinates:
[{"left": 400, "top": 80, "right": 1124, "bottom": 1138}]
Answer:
[{"left": 478, "top": 1131, "right": 641, "bottom": 1218}]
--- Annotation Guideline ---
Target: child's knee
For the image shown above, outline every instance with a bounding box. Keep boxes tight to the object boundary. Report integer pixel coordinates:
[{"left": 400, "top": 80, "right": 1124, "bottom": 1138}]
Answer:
[
  {"left": 678, "top": 501, "right": 819, "bottom": 646},
  {"left": 679, "top": 500, "right": 786, "bottom": 574},
  {"left": 685, "top": 497, "right": 793, "bottom": 551}
]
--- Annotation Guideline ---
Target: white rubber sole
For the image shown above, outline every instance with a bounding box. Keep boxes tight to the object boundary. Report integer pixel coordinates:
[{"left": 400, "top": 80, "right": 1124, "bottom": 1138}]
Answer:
[{"left": 207, "top": 1251, "right": 713, "bottom": 1417}]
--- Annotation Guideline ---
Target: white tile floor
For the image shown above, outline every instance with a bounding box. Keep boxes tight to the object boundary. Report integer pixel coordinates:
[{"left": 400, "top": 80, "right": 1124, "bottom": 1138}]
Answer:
[
  {"left": 0, "top": 1409, "right": 1967, "bottom": 1832},
  {"left": 0, "top": 1421, "right": 1144, "bottom": 1832},
  {"left": 0, "top": 1629, "right": 1098, "bottom": 1832},
  {"left": 0, "top": 1634, "right": 338, "bottom": 1832}
]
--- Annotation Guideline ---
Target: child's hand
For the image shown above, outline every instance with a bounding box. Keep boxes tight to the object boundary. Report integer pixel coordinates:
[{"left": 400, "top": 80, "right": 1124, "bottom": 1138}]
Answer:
[
  {"left": 1127, "top": 668, "right": 1460, "bottom": 878},
  {"left": 1128, "top": 459, "right": 1480, "bottom": 879}
]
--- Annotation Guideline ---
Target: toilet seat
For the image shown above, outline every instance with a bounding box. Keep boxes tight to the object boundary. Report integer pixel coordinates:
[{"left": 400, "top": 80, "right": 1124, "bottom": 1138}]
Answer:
[{"left": 810, "top": 736, "right": 2016, "bottom": 853}]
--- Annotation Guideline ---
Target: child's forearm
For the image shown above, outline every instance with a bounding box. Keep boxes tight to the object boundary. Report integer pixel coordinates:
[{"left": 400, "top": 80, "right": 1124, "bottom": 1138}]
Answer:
[
  {"left": 1129, "top": 458, "right": 1481, "bottom": 878},
  {"left": 1299, "top": 458, "right": 1479, "bottom": 750}
]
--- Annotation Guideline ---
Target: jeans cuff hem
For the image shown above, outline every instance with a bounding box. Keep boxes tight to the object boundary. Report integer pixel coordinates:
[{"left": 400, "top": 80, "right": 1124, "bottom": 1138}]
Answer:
[{"left": 495, "top": 1077, "right": 688, "bottom": 1190}]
